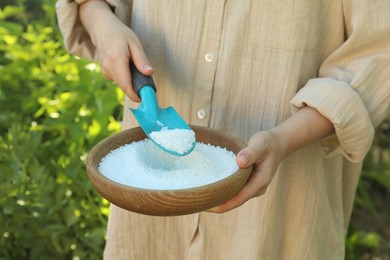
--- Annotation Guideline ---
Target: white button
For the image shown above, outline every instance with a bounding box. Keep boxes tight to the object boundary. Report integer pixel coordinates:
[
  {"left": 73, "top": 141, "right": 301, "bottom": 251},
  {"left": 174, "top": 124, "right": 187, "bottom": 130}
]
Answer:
[
  {"left": 197, "top": 109, "right": 207, "bottom": 119},
  {"left": 205, "top": 52, "right": 214, "bottom": 62}
]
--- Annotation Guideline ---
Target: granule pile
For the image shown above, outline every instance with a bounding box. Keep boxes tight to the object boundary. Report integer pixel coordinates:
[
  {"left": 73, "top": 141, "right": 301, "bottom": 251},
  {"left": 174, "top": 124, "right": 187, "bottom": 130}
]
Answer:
[
  {"left": 149, "top": 128, "right": 195, "bottom": 155},
  {"left": 98, "top": 139, "right": 239, "bottom": 190}
]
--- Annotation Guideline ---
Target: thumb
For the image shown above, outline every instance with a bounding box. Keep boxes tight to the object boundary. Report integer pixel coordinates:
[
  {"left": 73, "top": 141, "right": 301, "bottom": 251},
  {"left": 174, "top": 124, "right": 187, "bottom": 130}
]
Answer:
[
  {"left": 236, "top": 131, "right": 272, "bottom": 168},
  {"left": 236, "top": 147, "right": 257, "bottom": 169},
  {"left": 129, "top": 42, "right": 154, "bottom": 76}
]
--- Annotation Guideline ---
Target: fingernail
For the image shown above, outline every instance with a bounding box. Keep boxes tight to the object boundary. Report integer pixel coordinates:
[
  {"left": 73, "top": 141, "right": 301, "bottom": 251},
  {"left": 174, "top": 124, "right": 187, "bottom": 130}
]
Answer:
[
  {"left": 239, "top": 153, "right": 249, "bottom": 166},
  {"left": 143, "top": 64, "right": 153, "bottom": 71},
  {"left": 206, "top": 207, "right": 218, "bottom": 213}
]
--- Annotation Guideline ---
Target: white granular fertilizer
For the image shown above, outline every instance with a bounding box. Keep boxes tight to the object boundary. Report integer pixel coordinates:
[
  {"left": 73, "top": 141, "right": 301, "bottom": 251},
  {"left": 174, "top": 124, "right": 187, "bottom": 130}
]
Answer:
[
  {"left": 149, "top": 128, "right": 195, "bottom": 154},
  {"left": 98, "top": 139, "right": 239, "bottom": 190}
]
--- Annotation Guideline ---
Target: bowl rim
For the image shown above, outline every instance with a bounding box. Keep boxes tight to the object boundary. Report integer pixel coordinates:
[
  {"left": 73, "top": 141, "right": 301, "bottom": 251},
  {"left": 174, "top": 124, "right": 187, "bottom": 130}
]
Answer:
[{"left": 86, "top": 125, "right": 251, "bottom": 193}]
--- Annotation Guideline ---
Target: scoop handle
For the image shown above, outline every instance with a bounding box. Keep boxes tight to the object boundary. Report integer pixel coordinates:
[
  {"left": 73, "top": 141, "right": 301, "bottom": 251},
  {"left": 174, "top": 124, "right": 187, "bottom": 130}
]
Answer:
[{"left": 130, "top": 61, "right": 156, "bottom": 98}]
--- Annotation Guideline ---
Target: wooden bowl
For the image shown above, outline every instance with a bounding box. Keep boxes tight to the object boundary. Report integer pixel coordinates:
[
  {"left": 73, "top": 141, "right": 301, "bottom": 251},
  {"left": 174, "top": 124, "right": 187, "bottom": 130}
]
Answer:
[{"left": 86, "top": 125, "right": 252, "bottom": 216}]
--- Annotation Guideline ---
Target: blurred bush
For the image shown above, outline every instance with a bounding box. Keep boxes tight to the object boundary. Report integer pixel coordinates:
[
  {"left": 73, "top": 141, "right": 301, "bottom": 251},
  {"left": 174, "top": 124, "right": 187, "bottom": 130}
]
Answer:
[
  {"left": 346, "top": 116, "right": 390, "bottom": 259},
  {"left": 0, "top": 2, "right": 122, "bottom": 259}
]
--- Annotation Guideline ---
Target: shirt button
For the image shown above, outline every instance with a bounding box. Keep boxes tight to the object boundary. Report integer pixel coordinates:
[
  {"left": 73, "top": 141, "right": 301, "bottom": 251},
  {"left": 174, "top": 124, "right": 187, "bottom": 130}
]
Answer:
[
  {"left": 197, "top": 109, "right": 207, "bottom": 119},
  {"left": 205, "top": 52, "right": 214, "bottom": 62}
]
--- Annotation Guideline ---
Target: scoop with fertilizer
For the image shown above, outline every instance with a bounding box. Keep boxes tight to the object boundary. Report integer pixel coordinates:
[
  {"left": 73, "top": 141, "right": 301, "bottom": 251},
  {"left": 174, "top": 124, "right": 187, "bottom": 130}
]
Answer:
[{"left": 129, "top": 62, "right": 196, "bottom": 156}]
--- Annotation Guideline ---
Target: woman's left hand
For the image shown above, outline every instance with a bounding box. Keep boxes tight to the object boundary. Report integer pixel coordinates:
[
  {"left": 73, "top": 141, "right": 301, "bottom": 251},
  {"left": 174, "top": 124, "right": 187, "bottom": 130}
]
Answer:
[
  {"left": 208, "top": 130, "right": 286, "bottom": 213},
  {"left": 207, "top": 106, "right": 334, "bottom": 213}
]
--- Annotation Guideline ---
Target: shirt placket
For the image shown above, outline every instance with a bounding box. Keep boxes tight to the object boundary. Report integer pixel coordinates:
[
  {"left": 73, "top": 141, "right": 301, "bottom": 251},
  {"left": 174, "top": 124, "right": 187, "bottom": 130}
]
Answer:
[
  {"left": 190, "top": 0, "right": 226, "bottom": 127},
  {"left": 187, "top": 1, "right": 226, "bottom": 259}
]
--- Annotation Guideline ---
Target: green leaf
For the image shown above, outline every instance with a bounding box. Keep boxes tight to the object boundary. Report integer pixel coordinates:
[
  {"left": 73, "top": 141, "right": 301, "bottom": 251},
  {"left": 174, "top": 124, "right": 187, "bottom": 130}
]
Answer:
[
  {"left": 365, "top": 171, "right": 390, "bottom": 191},
  {"left": 0, "top": 6, "right": 24, "bottom": 20}
]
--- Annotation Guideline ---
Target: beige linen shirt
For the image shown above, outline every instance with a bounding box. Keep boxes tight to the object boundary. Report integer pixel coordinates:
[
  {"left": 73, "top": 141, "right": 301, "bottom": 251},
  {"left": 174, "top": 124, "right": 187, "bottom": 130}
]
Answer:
[{"left": 56, "top": 0, "right": 390, "bottom": 259}]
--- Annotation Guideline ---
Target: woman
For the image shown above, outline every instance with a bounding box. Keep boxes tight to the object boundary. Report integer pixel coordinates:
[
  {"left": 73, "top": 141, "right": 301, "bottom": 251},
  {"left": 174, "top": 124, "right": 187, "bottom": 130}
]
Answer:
[{"left": 56, "top": 0, "right": 390, "bottom": 259}]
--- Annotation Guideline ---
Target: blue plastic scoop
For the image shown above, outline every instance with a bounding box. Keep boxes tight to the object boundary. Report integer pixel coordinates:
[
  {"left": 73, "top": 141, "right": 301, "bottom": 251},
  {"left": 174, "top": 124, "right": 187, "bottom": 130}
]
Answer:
[{"left": 129, "top": 62, "right": 195, "bottom": 156}]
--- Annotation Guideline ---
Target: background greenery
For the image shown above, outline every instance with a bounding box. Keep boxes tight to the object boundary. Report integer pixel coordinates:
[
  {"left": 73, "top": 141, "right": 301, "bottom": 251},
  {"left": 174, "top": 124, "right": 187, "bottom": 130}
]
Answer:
[
  {"left": 0, "top": 1, "right": 122, "bottom": 259},
  {"left": 0, "top": 1, "right": 389, "bottom": 259}
]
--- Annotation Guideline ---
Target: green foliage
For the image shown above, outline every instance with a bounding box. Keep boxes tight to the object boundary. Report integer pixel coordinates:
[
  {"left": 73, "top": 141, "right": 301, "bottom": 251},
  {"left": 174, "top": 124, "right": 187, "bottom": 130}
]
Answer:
[
  {"left": 0, "top": 126, "right": 109, "bottom": 259},
  {"left": 0, "top": 2, "right": 123, "bottom": 259},
  {"left": 346, "top": 117, "right": 390, "bottom": 258},
  {"left": 346, "top": 229, "right": 381, "bottom": 260}
]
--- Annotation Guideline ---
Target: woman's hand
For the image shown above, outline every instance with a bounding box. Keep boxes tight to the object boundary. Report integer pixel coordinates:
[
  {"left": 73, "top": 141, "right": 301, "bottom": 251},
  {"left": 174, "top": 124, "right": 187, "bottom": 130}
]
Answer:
[
  {"left": 79, "top": 0, "right": 153, "bottom": 102},
  {"left": 208, "top": 106, "right": 334, "bottom": 213},
  {"left": 208, "top": 130, "right": 286, "bottom": 213},
  {"left": 217, "top": 131, "right": 286, "bottom": 212}
]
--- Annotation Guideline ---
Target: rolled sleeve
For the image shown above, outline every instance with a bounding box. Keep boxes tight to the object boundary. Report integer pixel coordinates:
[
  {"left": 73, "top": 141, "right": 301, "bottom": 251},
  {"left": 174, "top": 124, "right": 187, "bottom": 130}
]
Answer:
[
  {"left": 291, "top": 0, "right": 390, "bottom": 162},
  {"left": 291, "top": 78, "right": 375, "bottom": 162},
  {"left": 55, "top": 0, "right": 130, "bottom": 60}
]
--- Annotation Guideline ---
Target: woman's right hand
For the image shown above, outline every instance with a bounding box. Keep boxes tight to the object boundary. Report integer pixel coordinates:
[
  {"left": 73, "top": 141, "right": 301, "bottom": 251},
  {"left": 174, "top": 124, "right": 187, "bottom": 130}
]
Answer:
[{"left": 79, "top": 0, "right": 153, "bottom": 102}]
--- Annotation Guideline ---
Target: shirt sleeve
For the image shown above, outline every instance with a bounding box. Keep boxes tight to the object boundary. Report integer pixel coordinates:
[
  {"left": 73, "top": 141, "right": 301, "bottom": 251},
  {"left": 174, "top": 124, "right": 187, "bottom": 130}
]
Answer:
[
  {"left": 55, "top": 0, "right": 130, "bottom": 60},
  {"left": 290, "top": 0, "right": 390, "bottom": 162}
]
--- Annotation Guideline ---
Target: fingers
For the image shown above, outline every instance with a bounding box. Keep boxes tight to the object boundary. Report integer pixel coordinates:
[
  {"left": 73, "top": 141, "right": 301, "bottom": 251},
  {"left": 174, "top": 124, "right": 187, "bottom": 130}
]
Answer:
[
  {"left": 208, "top": 164, "right": 271, "bottom": 213},
  {"left": 83, "top": 5, "right": 154, "bottom": 102},
  {"left": 99, "top": 29, "right": 154, "bottom": 102},
  {"left": 208, "top": 132, "right": 280, "bottom": 213},
  {"left": 112, "top": 55, "right": 141, "bottom": 102},
  {"left": 129, "top": 39, "right": 154, "bottom": 76}
]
